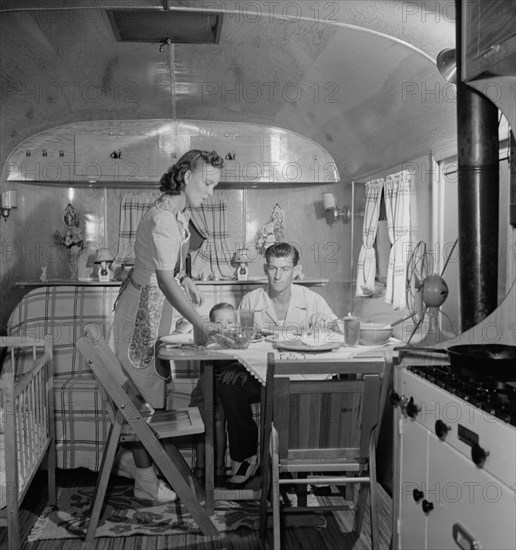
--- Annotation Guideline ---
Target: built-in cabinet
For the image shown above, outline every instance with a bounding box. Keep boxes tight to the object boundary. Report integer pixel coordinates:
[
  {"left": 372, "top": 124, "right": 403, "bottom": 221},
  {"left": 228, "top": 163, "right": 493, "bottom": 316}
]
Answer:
[
  {"left": 461, "top": 0, "right": 516, "bottom": 134},
  {"left": 462, "top": 0, "right": 516, "bottom": 81},
  {"left": 74, "top": 133, "right": 160, "bottom": 181},
  {"left": 2, "top": 120, "right": 338, "bottom": 186}
]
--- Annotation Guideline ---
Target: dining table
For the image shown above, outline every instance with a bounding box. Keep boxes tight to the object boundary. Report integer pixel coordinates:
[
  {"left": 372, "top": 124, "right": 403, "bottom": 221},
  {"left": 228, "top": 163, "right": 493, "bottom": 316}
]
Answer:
[{"left": 157, "top": 331, "right": 398, "bottom": 514}]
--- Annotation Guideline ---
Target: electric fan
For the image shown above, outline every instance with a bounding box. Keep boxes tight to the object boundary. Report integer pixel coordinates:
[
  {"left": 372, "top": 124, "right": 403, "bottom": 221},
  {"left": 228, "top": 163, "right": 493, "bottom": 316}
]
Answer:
[{"left": 405, "top": 239, "right": 458, "bottom": 346}]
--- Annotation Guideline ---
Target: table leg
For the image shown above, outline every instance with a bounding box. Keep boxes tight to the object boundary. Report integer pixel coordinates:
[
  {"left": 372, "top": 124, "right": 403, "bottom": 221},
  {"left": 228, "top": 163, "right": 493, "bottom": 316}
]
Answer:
[{"left": 202, "top": 360, "right": 215, "bottom": 514}]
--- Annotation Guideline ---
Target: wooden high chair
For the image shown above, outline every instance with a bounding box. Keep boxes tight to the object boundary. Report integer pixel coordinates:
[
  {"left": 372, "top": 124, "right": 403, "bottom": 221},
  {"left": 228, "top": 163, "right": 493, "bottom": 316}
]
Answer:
[
  {"left": 75, "top": 326, "right": 218, "bottom": 541},
  {"left": 259, "top": 352, "right": 391, "bottom": 550}
]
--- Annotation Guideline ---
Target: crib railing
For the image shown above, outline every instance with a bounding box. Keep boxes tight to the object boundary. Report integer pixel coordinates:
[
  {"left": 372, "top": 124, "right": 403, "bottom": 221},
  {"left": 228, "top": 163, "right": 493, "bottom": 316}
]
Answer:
[{"left": 0, "top": 337, "right": 55, "bottom": 550}]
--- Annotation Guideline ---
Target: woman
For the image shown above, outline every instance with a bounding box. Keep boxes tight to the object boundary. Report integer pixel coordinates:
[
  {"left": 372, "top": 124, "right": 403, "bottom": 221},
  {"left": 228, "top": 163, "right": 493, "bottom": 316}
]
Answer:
[{"left": 112, "top": 150, "right": 223, "bottom": 502}]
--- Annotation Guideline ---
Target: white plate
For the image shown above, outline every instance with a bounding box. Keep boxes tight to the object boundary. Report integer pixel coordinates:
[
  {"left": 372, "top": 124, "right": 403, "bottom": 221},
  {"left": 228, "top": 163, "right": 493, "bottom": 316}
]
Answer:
[
  {"left": 160, "top": 333, "right": 194, "bottom": 345},
  {"left": 275, "top": 341, "right": 341, "bottom": 352}
]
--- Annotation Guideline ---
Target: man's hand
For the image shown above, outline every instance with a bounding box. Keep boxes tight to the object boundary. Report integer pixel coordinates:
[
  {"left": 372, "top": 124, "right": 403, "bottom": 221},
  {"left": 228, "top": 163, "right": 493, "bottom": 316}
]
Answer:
[
  {"left": 308, "top": 312, "right": 336, "bottom": 329},
  {"left": 218, "top": 364, "right": 250, "bottom": 385},
  {"left": 182, "top": 277, "right": 204, "bottom": 307}
]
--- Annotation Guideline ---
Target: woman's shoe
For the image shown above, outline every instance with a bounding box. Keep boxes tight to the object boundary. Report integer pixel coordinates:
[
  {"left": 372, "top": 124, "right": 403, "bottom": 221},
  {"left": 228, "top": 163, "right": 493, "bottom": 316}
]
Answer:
[{"left": 134, "top": 479, "right": 177, "bottom": 502}]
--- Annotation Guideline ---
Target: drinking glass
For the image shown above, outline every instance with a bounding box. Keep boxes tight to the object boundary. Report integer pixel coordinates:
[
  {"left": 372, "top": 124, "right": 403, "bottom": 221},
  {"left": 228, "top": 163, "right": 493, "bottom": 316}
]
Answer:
[
  {"left": 343, "top": 316, "right": 360, "bottom": 346},
  {"left": 239, "top": 310, "right": 257, "bottom": 340}
]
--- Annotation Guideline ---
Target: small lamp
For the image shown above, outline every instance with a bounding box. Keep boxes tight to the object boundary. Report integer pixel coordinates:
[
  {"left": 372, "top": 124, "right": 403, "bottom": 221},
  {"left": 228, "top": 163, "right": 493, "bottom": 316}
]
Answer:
[
  {"left": 94, "top": 248, "right": 114, "bottom": 282},
  {"left": 1, "top": 190, "right": 18, "bottom": 220},
  {"left": 235, "top": 248, "right": 250, "bottom": 281},
  {"left": 322, "top": 192, "right": 351, "bottom": 223}
]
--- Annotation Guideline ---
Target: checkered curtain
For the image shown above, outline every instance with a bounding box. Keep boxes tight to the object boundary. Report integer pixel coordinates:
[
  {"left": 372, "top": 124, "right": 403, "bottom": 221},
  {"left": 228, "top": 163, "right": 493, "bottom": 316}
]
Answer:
[
  {"left": 355, "top": 179, "right": 384, "bottom": 297},
  {"left": 112, "top": 191, "right": 160, "bottom": 270},
  {"left": 188, "top": 196, "right": 234, "bottom": 279},
  {"left": 384, "top": 170, "right": 413, "bottom": 309}
]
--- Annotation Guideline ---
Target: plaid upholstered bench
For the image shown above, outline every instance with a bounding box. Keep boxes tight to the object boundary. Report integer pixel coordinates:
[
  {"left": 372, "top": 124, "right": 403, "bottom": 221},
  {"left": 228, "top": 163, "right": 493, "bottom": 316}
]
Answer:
[{"left": 6, "top": 284, "right": 262, "bottom": 472}]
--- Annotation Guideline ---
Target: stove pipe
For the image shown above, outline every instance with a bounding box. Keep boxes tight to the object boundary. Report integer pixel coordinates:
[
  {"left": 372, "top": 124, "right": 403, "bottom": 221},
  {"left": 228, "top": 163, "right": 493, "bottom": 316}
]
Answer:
[{"left": 456, "top": 1, "right": 500, "bottom": 332}]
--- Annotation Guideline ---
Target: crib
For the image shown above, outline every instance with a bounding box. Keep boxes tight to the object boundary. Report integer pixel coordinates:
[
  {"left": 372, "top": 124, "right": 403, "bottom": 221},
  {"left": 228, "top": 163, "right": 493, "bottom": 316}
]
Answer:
[{"left": 0, "top": 337, "right": 56, "bottom": 550}]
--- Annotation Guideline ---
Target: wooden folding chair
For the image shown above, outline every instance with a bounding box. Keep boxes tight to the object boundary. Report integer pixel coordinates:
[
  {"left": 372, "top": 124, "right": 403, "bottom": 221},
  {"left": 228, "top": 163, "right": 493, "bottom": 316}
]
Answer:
[
  {"left": 259, "top": 352, "right": 391, "bottom": 550},
  {"left": 75, "top": 326, "right": 218, "bottom": 541}
]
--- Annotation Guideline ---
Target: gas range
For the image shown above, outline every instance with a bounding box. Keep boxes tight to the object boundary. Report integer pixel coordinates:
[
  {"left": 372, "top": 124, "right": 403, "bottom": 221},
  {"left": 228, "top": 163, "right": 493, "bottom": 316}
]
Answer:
[
  {"left": 399, "top": 364, "right": 516, "bottom": 488},
  {"left": 407, "top": 364, "right": 516, "bottom": 427},
  {"left": 394, "top": 363, "right": 516, "bottom": 550}
]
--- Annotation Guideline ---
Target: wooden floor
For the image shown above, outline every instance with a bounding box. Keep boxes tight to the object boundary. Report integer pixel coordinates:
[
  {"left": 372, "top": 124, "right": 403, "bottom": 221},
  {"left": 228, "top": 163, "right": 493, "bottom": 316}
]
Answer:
[{"left": 1, "top": 469, "right": 393, "bottom": 550}]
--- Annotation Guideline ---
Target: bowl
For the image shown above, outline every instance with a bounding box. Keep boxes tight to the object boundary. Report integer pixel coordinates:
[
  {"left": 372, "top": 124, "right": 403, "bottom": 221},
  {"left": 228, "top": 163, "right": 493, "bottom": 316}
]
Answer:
[
  {"left": 210, "top": 327, "right": 253, "bottom": 349},
  {"left": 359, "top": 323, "right": 393, "bottom": 345}
]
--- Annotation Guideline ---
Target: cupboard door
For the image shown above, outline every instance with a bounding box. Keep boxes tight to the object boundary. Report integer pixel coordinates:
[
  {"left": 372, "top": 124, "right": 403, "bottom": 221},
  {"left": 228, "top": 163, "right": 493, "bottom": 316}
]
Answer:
[
  {"left": 74, "top": 134, "right": 159, "bottom": 182},
  {"left": 462, "top": 0, "right": 516, "bottom": 80},
  {"left": 399, "top": 419, "right": 428, "bottom": 550},
  {"left": 427, "top": 433, "right": 516, "bottom": 550},
  {"left": 190, "top": 135, "right": 269, "bottom": 183}
]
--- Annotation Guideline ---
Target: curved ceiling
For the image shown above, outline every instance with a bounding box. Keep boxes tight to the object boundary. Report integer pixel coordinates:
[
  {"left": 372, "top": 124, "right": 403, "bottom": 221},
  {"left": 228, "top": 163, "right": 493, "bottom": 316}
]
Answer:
[{"left": 0, "top": 0, "right": 457, "bottom": 182}]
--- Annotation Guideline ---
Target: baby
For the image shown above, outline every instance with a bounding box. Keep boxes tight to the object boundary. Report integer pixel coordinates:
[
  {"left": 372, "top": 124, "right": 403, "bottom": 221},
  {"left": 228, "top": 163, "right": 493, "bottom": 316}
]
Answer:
[{"left": 189, "top": 302, "right": 238, "bottom": 487}]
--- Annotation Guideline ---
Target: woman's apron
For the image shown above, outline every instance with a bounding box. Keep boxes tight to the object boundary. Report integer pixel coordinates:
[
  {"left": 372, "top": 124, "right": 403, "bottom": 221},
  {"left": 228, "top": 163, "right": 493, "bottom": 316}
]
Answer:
[{"left": 112, "top": 208, "right": 190, "bottom": 407}]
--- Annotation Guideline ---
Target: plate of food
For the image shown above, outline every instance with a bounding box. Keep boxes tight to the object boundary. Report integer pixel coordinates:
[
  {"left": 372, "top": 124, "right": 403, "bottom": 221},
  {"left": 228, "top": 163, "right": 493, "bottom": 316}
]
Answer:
[{"left": 275, "top": 340, "right": 342, "bottom": 352}]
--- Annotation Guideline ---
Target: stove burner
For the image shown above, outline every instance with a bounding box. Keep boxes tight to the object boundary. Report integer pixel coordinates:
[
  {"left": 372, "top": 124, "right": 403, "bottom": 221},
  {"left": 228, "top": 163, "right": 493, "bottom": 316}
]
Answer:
[{"left": 407, "top": 365, "right": 516, "bottom": 427}]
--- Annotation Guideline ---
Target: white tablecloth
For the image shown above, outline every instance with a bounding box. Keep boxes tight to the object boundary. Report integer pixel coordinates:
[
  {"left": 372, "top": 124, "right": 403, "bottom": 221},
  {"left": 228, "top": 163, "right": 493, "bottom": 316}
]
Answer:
[{"left": 161, "top": 333, "right": 396, "bottom": 385}]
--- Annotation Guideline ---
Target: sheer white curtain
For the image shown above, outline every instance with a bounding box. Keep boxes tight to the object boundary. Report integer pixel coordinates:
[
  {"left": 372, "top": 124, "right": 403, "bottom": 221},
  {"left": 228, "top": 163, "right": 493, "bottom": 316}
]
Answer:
[
  {"left": 355, "top": 179, "right": 384, "bottom": 297},
  {"left": 384, "top": 170, "right": 413, "bottom": 309}
]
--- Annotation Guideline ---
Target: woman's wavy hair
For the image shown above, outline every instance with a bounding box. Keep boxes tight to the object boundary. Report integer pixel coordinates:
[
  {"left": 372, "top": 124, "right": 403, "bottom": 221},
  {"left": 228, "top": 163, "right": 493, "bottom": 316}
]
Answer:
[{"left": 160, "top": 150, "right": 224, "bottom": 195}]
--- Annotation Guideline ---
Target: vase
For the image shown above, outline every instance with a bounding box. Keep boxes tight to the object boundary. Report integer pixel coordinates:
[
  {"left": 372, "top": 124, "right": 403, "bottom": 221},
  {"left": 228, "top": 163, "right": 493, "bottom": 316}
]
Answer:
[{"left": 68, "top": 246, "right": 81, "bottom": 279}]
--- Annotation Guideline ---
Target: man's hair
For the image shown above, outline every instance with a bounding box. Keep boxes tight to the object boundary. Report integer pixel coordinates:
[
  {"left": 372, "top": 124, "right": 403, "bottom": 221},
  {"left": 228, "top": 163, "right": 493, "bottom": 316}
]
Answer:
[
  {"left": 209, "top": 302, "right": 236, "bottom": 322},
  {"left": 265, "top": 242, "right": 299, "bottom": 266}
]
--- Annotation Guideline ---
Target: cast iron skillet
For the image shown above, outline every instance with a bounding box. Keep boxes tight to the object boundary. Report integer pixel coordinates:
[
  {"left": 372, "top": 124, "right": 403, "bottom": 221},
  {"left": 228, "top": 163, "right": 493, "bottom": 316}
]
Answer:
[{"left": 401, "top": 344, "right": 516, "bottom": 381}]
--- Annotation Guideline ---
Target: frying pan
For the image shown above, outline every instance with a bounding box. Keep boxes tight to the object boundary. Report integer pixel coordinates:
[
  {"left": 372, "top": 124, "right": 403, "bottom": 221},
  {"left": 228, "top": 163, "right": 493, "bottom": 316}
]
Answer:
[{"left": 400, "top": 344, "right": 516, "bottom": 381}]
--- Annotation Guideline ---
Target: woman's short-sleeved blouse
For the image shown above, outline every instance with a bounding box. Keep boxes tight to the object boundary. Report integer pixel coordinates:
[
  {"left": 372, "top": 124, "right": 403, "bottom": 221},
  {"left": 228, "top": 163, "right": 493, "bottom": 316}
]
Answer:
[{"left": 132, "top": 195, "right": 190, "bottom": 286}]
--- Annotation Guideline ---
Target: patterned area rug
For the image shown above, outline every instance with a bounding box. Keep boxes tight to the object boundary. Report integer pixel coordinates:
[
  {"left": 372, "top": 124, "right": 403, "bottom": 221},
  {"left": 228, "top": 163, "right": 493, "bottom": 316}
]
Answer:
[{"left": 28, "top": 484, "right": 326, "bottom": 541}]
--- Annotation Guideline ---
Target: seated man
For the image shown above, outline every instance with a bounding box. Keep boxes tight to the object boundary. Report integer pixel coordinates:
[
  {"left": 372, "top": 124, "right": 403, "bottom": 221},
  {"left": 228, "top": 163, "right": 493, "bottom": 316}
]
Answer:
[{"left": 218, "top": 242, "right": 338, "bottom": 487}]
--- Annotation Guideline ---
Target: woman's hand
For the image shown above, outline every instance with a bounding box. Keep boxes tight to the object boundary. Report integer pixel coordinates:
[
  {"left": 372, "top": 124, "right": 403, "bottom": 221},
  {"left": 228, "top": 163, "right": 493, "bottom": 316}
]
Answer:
[
  {"left": 182, "top": 277, "right": 204, "bottom": 307},
  {"left": 193, "top": 321, "right": 220, "bottom": 345}
]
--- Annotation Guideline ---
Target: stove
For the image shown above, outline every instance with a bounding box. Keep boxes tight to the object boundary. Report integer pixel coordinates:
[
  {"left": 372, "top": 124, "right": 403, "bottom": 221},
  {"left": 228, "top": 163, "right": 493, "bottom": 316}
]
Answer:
[
  {"left": 393, "top": 363, "right": 516, "bottom": 550},
  {"left": 407, "top": 364, "right": 516, "bottom": 427}
]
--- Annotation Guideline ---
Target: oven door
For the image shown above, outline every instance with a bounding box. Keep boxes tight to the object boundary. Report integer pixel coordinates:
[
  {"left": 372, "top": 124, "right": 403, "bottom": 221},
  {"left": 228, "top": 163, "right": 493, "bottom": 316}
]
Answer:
[{"left": 426, "top": 432, "right": 516, "bottom": 550}]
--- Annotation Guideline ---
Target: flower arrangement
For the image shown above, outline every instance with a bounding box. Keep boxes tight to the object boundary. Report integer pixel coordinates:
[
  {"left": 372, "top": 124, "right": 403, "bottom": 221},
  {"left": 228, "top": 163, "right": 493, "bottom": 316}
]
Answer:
[
  {"left": 256, "top": 204, "right": 285, "bottom": 255},
  {"left": 54, "top": 223, "right": 84, "bottom": 250}
]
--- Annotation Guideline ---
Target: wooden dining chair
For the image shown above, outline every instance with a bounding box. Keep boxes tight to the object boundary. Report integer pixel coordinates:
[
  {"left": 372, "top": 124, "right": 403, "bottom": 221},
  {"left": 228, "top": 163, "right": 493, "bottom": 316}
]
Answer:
[
  {"left": 259, "top": 352, "right": 391, "bottom": 550},
  {"left": 75, "top": 326, "right": 218, "bottom": 541}
]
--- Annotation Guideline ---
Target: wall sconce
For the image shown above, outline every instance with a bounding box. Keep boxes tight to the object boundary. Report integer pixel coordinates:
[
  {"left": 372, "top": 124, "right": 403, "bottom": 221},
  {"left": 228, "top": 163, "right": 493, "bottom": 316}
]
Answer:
[
  {"left": 1, "top": 190, "right": 18, "bottom": 220},
  {"left": 322, "top": 192, "right": 351, "bottom": 223}
]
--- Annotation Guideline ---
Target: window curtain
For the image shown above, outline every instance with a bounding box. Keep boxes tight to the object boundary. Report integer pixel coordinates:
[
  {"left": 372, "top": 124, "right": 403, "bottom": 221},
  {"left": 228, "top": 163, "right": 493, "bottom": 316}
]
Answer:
[
  {"left": 355, "top": 179, "right": 384, "bottom": 297},
  {"left": 112, "top": 191, "right": 160, "bottom": 270},
  {"left": 188, "top": 196, "right": 235, "bottom": 279},
  {"left": 384, "top": 170, "right": 413, "bottom": 309}
]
